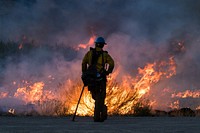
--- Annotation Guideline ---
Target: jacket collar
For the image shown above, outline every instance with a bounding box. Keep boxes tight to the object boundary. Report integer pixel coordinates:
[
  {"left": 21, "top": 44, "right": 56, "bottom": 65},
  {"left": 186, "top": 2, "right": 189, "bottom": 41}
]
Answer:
[{"left": 95, "top": 47, "right": 103, "bottom": 52}]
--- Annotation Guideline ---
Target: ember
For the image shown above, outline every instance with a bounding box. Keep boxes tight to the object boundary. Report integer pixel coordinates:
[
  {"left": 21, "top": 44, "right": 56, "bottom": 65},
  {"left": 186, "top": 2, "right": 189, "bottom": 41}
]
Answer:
[{"left": 8, "top": 108, "right": 15, "bottom": 115}]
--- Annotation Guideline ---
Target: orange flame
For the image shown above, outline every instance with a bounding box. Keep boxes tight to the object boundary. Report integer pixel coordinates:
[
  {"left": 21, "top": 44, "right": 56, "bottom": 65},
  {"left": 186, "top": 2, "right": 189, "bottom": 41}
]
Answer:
[
  {"left": 65, "top": 56, "right": 177, "bottom": 116},
  {"left": 4, "top": 54, "right": 200, "bottom": 115},
  {"left": 172, "top": 90, "right": 200, "bottom": 98},
  {"left": 14, "top": 81, "right": 55, "bottom": 104},
  {"left": 169, "top": 100, "right": 180, "bottom": 109},
  {"left": 1, "top": 55, "right": 181, "bottom": 116},
  {"left": 0, "top": 92, "right": 8, "bottom": 98},
  {"left": 77, "top": 35, "right": 96, "bottom": 50}
]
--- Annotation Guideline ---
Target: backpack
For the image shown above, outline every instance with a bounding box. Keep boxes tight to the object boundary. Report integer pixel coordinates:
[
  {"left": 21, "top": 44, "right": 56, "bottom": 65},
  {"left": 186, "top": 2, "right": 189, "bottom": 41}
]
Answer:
[{"left": 82, "top": 48, "right": 105, "bottom": 86}]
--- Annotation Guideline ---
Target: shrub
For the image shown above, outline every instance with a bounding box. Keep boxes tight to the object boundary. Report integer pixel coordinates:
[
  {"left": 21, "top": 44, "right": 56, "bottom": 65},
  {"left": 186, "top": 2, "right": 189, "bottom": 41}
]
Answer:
[{"left": 133, "top": 101, "right": 152, "bottom": 116}]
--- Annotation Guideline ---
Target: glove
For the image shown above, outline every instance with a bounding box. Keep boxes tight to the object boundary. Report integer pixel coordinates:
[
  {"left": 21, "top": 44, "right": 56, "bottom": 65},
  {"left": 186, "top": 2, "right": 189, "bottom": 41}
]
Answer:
[{"left": 81, "top": 72, "right": 88, "bottom": 86}]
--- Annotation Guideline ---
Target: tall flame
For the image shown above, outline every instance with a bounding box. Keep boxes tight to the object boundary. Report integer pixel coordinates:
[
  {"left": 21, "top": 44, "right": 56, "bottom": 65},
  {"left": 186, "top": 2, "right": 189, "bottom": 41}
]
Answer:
[
  {"left": 2, "top": 37, "right": 200, "bottom": 116},
  {"left": 14, "top": 81, "right": 55, "bottom": 104},
  {"left": 65, "top": 56, "right": 177, "bottom": 116}
]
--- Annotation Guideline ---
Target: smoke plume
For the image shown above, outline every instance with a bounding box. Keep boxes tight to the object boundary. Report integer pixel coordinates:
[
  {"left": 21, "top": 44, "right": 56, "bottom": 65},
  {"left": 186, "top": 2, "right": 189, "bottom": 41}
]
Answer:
[{"left": 1, "top": 0, "right": 200, "bottom": 112}]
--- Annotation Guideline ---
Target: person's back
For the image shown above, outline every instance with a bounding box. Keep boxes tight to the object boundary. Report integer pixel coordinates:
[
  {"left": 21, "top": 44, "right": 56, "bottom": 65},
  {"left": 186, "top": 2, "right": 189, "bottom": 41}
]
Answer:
[{"left": 82, "top": 37, "right": 114, "bottom": 122}]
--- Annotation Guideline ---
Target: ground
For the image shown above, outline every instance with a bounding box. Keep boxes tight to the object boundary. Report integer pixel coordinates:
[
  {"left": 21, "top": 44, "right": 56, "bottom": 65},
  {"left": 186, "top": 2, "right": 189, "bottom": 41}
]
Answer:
[{"left": 0, "top": 116, "right": 200, "bottom": 133}]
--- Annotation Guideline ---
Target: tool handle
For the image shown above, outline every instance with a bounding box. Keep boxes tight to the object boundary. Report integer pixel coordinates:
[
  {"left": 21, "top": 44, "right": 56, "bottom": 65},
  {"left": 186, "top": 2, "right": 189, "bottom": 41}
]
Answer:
[{"left": 72, "top": 86, "right": 85, "bottom": 121}]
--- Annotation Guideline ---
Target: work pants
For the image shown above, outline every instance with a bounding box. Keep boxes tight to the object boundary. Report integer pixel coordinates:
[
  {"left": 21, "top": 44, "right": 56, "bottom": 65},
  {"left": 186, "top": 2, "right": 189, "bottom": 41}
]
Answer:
[{"left": 88, "top": 79, "right": 107, "bottom": 121}]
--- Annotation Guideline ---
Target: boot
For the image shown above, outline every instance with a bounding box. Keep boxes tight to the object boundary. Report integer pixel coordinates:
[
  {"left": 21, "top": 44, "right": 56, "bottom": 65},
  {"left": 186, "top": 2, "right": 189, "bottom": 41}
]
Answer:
[
  {"left": 102, "top": 105, "right": 107, "bottom": 120},
  {"left": 94, "top": 96, "right": 101, "bottom": 122}
]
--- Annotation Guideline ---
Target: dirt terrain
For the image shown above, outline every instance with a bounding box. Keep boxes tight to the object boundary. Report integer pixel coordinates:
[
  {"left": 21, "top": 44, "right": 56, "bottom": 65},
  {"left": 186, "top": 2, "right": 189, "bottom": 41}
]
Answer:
[{"left": 0, "top": 116, "right": 200, "bottom": 133}]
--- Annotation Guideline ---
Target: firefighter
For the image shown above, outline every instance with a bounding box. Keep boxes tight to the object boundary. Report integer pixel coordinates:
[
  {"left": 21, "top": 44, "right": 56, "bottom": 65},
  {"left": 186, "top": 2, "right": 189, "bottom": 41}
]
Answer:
[{"left": 82, "top": 37, "right": 114, "bottom": 122}]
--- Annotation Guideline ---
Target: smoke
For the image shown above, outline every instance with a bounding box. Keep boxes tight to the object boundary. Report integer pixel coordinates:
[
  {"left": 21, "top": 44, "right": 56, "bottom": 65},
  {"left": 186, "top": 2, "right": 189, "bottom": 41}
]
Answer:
[{"left": 1, "top": 0, "right": 200, "bottom": 112}]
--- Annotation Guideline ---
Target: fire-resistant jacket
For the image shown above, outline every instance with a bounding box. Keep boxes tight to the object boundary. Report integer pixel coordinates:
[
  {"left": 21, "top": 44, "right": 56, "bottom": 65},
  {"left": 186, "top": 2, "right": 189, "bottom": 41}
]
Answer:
[{"left": 82, "top": 47, "right": 114, "bottom": 74}]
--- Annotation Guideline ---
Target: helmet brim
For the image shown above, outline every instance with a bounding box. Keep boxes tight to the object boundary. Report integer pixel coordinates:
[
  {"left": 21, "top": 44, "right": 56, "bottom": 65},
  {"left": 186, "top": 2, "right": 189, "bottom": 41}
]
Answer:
[{"left": 95, "top": 42, "right": 107, "bottom": 45}]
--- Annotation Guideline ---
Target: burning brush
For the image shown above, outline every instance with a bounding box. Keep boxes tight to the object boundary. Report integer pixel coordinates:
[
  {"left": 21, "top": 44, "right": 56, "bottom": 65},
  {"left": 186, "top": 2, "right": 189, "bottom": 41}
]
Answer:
[
  {"left": 1, "top": 37, "right": 199, "bottom": 117},
  {"left": 65, "top": 56, "right": 177, "bottom": 116}
]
